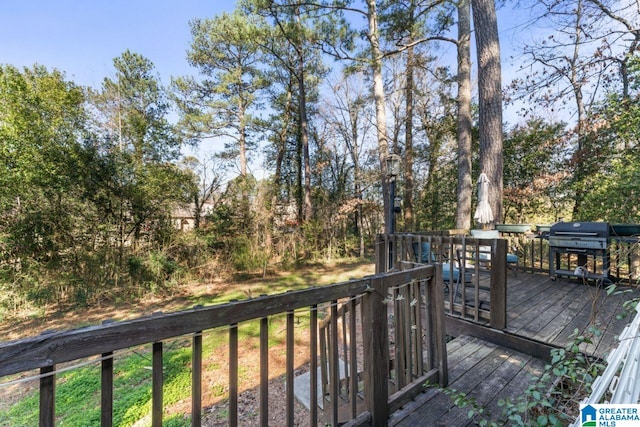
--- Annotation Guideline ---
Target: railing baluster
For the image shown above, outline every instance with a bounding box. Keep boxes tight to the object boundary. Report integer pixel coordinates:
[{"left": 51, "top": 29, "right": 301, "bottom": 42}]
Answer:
[
  {"left": 394, "top": 287, "right": 403, "bottom": 391},
  {"left": 260, "top": 316, "right": 269, "bottom": 427},
  {"left": 39, "top": 365, "right": 55, "bottom": 427},
  {"left": 398, "top": 285, "right": 408, "bottom": 389},
  {"left": 341, "top": 306, "right": 349, "bottom": 400},
  {"left": 286, "top": 310, "right": 294, "bottom": 427},
  {"left": 310, "top": 305, "right": 318, "bottom": 425},
  {"left": 330, "top": 300, "right": 339, "bottom": 426},
  {"left": 319, "top": 320, "right": 328, "bottom": 402},
  {"left": 349, "top": 298, "right": 358, "bottom": 418},
  {"left": 412, "top": 280, "right": 422, "bottom": 378},
  {"left": 403, "top": 283, "right": 412, "bottom": 384},
  {"left": 229, "top": 323, "right": 238, "bottom": 427},
  {"left": 101, "top": 352, "right": 113, "bottom": 427},
  {"left": 423, "top": 276, "right": 433, "bottom": 372},
  {"left": 192, "top": 332, "right": 202, "bottom": 427},
  {"left": 152, "top": 342, "right": 163, "bottom": 427}
]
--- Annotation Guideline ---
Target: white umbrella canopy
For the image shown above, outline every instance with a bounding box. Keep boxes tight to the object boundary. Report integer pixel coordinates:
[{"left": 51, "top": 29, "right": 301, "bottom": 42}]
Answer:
[{"left": 473, "top": 172, "right": 494, "bottom": 226}]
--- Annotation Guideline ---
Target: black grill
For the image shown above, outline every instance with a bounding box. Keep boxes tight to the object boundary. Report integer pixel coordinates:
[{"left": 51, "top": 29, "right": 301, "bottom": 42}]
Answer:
[{"left": 548, "top": 222, "right": 610, "bottom": 281}]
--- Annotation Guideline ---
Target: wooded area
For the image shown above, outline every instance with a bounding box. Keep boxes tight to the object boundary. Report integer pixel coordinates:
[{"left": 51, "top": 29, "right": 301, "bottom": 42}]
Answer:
[{"left": 1, "top": 0, "right": 639, "bottom": 313}]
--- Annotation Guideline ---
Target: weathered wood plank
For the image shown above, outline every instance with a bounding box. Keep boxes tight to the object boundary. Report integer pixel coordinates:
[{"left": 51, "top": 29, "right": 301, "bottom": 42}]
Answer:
[
  {"left": 436, "top": 348, "right": 526, "bottom": 426},
  {"left": 591, "top": 291, "right": 636, "bottom": 356},
  {"left": 446, "top": 316, "right": 559, "bottom": 362},
  {"left": 469, "top": 356, "right": 546, "bottom": 426},
  {"left": 506, "top": 279, "right": 574, "bottom": 329},
  {"left": 552, "top": 284, "right": 614, "bottom": 349},
  {"left": 506, "top": 274, "right": 557, "bottom": 312},
  {"left": 388, "top": 336, "right": 491, "bottom": 426},
  {"left": 531, "top": 291, "right": 592, "bottom": 343},
  {"left": 391, "top": 336, "right": 549, "bottom": 427},
  {"left": 508, "top": 280, "right": 588, "bottom": 337},
  {"left": 390, "top": 337, "right": 497, "bottom": 426}
]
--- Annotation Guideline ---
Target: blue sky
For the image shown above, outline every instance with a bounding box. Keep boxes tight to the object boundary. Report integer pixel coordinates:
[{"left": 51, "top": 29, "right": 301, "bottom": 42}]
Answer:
[
  {"left": 0, "top": 1, "right": 236, "bottom": 88},
  {"left": 1, "top": 1, "right": 527, "bottom": 89},
  {"left": 0, "top": 1, "right": 534, "bottom": 158}
]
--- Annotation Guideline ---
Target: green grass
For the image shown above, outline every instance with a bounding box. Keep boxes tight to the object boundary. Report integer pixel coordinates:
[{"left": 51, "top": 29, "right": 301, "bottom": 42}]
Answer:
[
  {"left": 0, "top": 343, "right": 195, "bottom": 427},
  {"left": 0, "top": 259, "right": 372, "bottom": 426}
]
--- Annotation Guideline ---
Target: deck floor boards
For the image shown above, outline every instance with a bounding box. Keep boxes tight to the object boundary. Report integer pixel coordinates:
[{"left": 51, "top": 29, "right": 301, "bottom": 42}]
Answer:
[
  {"left": 390, "top": 336, "right": 545, "bottom": 426},
  {"left": 388, "top": 272, "right": 639, "bottom": 425},
  {"left": 504, "top": 273, "right": 639, "bottom": 357}
]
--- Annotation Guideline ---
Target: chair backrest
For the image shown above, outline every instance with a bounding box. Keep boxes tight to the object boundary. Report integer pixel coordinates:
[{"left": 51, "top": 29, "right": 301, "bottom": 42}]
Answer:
[{"left": 412, "top": 241, "right": 436, "bottom": 263}]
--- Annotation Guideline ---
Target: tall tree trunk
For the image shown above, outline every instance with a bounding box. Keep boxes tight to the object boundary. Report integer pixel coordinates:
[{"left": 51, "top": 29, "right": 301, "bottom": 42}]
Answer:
[
  {"left": 350, "top": 108, "right": 365, "bottom": 258},
  {"left": 404, "top": 46, "right": 415, "bottom": 231},
  {"left": 456, "top": 0, "right": 473, "bottom": 230},
  {"left": 295, "top": 9, "right": 313, "bottom": 223},
  {"left": 365, "top": 0, "right": 391, "bottom": 232},
  {"left": 571, "top": 0, "right": 588, "bottom": 217},
  {"left": 472, "top": 0, "right": 503, "bottom": 225},
  {"left": 238, "top": 100, "right": 251, "bottom": 228}
]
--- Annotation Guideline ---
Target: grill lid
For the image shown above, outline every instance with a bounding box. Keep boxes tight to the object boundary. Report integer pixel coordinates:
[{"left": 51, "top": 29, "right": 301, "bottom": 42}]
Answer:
[{"left": 549, "top": 222, "right": 610, "bottom": 238}]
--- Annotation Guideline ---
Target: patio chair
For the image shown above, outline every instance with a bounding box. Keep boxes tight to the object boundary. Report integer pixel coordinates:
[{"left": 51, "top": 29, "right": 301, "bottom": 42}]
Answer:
[
  {"left": 469, "top": 229, "right": 519, "bottom": 275},
  {"left": 415, "top": 241, "right": 473, "bottom": 291}
]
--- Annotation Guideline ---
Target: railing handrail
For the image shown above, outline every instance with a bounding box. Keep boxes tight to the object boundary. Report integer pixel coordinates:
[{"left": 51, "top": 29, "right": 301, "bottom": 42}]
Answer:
[
  {"left": 0, "top": 278, "right": 371, "bottom": 378},
  {"left": 0, "top": 265, "right": 446, "bottom": 427},
  {"left": 377, "top": 233, "right": 507, "bottom": 330}
]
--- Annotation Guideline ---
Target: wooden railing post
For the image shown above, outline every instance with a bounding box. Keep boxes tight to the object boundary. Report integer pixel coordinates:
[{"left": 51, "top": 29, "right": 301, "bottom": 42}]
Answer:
[
  {"left": 426, "top": 264, "right": 448, "bottom": 387},
  {"left": 491, "top": 239, "right": 507, "bottom": 329},
  {"left": 362, "top": 275, "right": 389, "bottom": 427}
]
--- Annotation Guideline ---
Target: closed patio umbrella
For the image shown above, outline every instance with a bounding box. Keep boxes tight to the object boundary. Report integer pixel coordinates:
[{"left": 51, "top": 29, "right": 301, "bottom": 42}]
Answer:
[{"left": 473, "top": 172, "right": 493, "bottom": 227}]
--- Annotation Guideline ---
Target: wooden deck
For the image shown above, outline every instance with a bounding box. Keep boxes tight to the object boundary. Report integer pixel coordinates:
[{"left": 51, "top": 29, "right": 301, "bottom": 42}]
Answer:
[
  {"left": 505, "top": 272, "right": 638, "bottom": 358},
  {"left": 389, "top": 335, "right": 545, "bottom": 426},
  {"left": 388, "top": 272, "right": 640, "bottom": 426}
]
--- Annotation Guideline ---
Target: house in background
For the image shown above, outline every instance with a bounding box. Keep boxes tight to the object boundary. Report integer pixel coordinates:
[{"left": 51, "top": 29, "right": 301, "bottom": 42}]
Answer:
[{"left": 172, "top": 201, "right": 216, "bottom": 231}]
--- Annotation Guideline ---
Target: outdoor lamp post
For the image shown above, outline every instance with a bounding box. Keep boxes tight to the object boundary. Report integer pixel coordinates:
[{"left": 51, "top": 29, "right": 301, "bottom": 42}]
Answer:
[
  {"left": 386, "top": 153, "right": 401, "bottom": 234},
  {"left": 386, "top": 153, "right": 401, "bottom": 270}
]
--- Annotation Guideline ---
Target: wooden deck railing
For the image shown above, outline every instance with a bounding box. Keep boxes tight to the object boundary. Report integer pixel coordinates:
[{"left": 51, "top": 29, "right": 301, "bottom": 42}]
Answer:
[
  {"left": 377, "top": 233, "right": 507, "bottom": 330},
  {"left": 0, "top": 266, "right": 447, "bottom": 427}
]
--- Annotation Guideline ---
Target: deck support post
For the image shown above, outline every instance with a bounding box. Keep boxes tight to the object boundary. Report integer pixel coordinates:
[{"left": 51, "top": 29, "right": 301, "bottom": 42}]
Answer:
[{"left": 363, "top": 275, "right": 389, "bottom": 427}]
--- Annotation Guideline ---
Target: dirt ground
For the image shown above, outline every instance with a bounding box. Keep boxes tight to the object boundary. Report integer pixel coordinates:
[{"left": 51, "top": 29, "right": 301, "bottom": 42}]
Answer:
[{"left": 0, "top": 260, "right": 375, "bottom": 426}]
